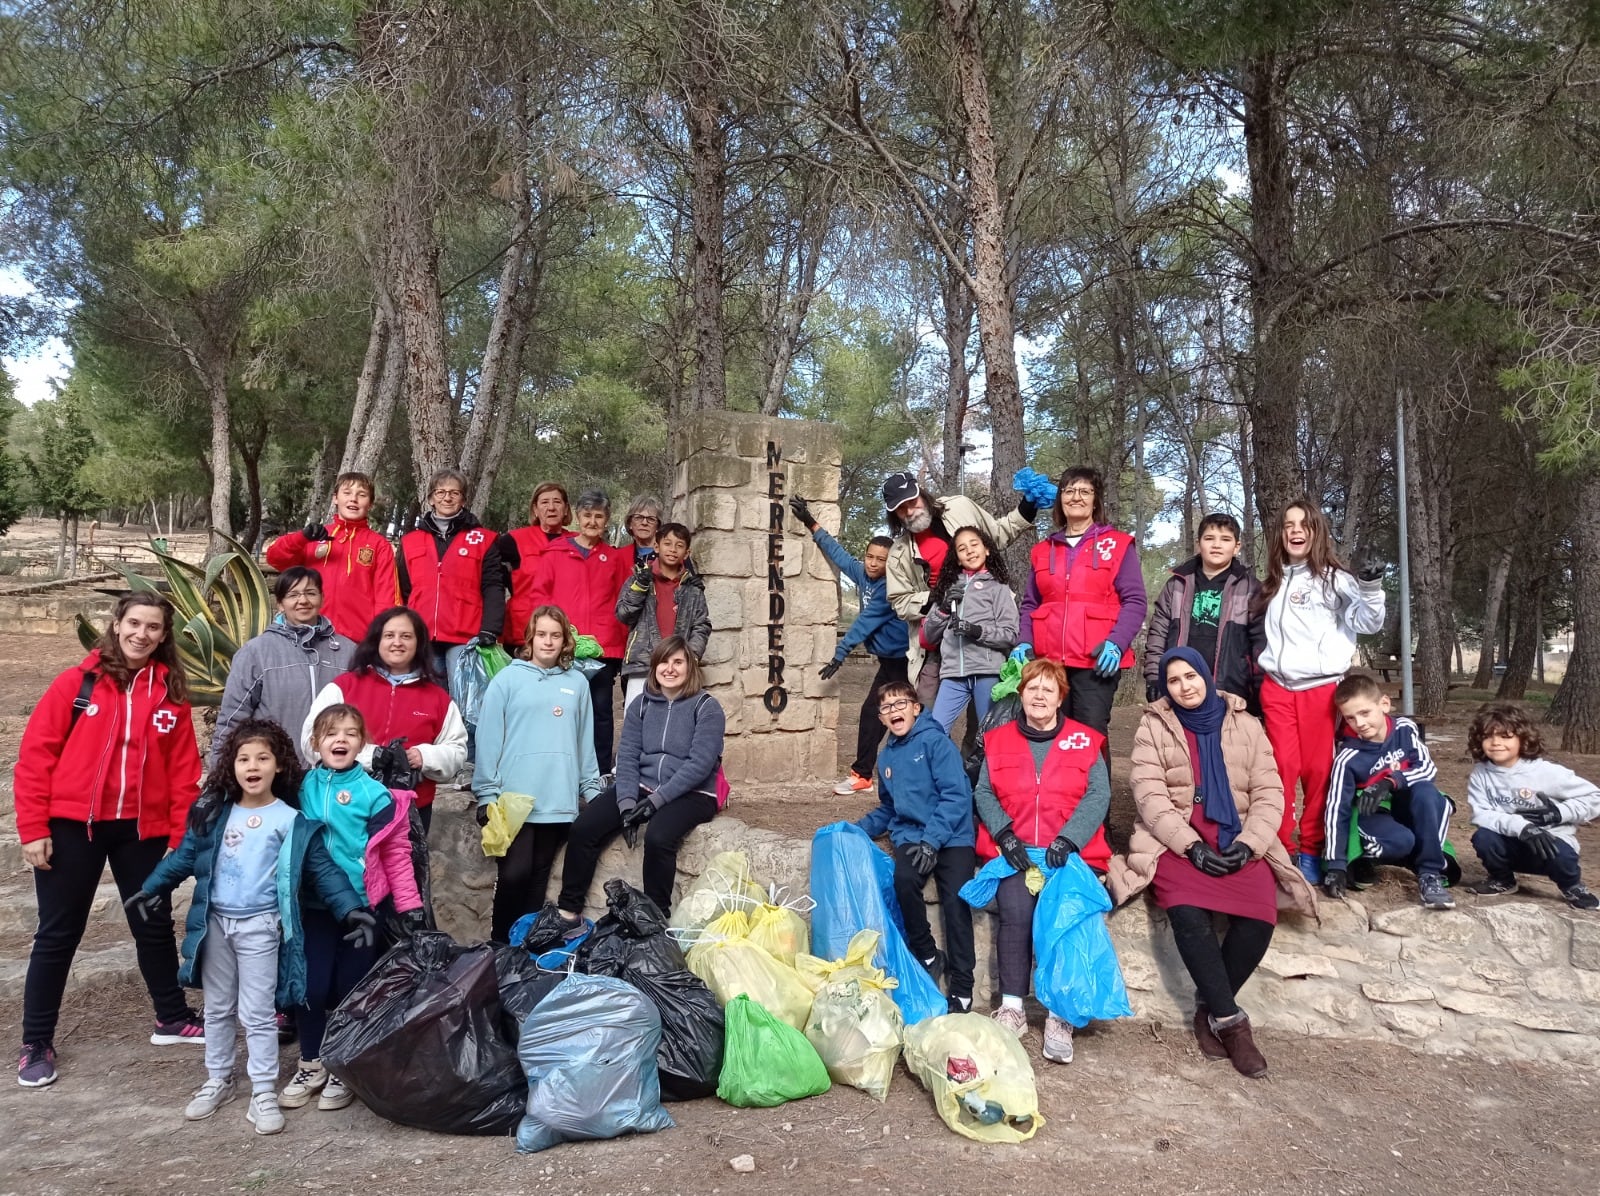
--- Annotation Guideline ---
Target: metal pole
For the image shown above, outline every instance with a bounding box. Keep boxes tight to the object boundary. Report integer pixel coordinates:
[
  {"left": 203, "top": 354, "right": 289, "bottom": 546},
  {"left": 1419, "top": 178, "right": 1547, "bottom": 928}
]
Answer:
[{"left": 1395, "top": 388, "right": 1415, "bottom": 713}]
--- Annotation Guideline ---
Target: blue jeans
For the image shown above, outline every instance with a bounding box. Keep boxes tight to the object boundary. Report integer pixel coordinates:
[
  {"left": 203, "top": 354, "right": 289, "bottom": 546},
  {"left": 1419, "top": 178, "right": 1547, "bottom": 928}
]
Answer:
[
  {"left": 1471, "top": 826, "right": 1583, "bottom": 889},
  {"left": 1354, "top": 781, "right": 1452, "bottom": 877},
  {"left": 931, "top": 675, "right": 994, "bottom": 735}
]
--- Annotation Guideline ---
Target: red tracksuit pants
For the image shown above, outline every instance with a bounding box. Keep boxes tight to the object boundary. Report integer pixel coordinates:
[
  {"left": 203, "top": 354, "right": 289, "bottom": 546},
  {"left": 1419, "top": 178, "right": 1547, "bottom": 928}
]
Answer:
[{"left": 1259, "top": 677, "right": 1337, "bottom": 855}]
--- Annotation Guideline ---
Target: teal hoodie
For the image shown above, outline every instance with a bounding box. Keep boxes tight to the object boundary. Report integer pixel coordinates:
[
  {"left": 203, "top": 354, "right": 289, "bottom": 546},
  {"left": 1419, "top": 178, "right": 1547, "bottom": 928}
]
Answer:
[{"left": 473, "top": 659, "right": 602, "bottom": 823}]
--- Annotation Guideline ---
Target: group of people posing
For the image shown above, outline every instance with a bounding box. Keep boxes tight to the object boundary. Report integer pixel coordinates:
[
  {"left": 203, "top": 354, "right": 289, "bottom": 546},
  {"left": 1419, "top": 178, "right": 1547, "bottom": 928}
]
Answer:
[{"left": 809, "top": 467, "right": 1600, "bottom": 1079}]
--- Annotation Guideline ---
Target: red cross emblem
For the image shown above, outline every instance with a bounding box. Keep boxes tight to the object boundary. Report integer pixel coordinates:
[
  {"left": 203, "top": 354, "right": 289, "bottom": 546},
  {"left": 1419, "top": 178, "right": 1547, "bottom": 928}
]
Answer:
[
  {"left": 1062, "top": 731, "right": 1091, "bottom": 751},
  {"left": 152, "top": 710, "right": 177, "bottom": 734}
]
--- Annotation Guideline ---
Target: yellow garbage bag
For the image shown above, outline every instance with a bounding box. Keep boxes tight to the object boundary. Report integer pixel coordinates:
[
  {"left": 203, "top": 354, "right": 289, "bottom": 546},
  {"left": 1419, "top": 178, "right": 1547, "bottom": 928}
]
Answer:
[
  {"left": 804, "top": 975, "right": 903, "bottom": 1102},
  {"left": 478, "top": 791, "right": 537, "bottom": 857},
  {"left": 795, "top": 928, "right": 889, "bottom": 993},
  {"left": 902, "top": 1013, "right": 1044, "bottom": 1143},
  {"left": 747, "top": 903, "right": 809, "bottom": 965},
  {"left": 668, "top": 851, "right": 767, "bottom": 937},
  {"left": 687, "top": 929, "right": 813, "bottom": 1031}
]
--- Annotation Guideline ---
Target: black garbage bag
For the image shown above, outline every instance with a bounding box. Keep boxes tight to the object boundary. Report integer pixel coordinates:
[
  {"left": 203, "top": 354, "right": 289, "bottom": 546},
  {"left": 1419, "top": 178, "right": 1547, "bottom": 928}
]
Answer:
[
  {"left": 964, "top": 694, "right": 1021, "bottom": 785},
  {"left": 579, "top": 879, "right": 686, "bottom": 977},
  {"left": 519, "top": 902, "right": 577, "bottom": 953},
  {"left": 621, "top": 966, "right": 725, "bottom": 1101},
  {"left": 493, "top": 944, "right": 566, "bottom": 1029},
  {"left": 323, "top": 931, "right": 523, "bottom": 1135}
]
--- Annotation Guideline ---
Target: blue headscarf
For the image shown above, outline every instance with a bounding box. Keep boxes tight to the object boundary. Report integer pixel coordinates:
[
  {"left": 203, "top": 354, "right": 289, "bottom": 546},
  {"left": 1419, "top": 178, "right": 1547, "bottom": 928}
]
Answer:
[{"left": 1158, "top": 646, "right": 1242, "bottom": 849}]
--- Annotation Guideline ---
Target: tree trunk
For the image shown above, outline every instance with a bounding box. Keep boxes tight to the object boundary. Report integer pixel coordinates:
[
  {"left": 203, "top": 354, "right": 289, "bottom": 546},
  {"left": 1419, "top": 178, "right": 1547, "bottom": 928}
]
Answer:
[
  {"left": 353, "top": 291, "right": 406, "bottom": 477},
  {"left": 1242, "top": 53, "right": 1304, "bottom": 523},
  {"left": 239, "top": 437, "right": 264, "bottom": 551},
  {"left": 938, "top": 256, "right": 975, "bottom": 494},
  {"left": 391, "top": 193, "right": 455, "bottom": 498},
  {"left": 1498, "top": 570, "right": 1546, "bottom": 700},
  {"left": 340, "top": 304, "right": 389, "bottom": 477},
  {"left": 459, "top": 239, "right": 529, "bottom": 482},
  {"left": 203, "top": 357, "right": 233, "bottom": 552},
  {"left": 1404, "top": 394, "right": 1449, "bottom": 717},
  {"left": 684, "top": 9, "right": 727, "bottom": 413},
  {"left": 1552, "top": 472, "right": 1600, "bottom": 750},
  {"left": 1473, "top": 544, "right": 1513, "bottom": 688},
  {"left": 760, "top": 176, "right": 831, "bottom": 416}
]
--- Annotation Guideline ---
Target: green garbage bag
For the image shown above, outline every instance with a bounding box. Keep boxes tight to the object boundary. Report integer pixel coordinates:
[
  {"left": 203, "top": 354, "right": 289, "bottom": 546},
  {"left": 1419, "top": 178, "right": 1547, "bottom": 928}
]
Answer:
[
  {"left": 716, "top": 995, "right": 831, "bottom": 1108},
  {"left": 989, "top": 656, "right": 1024, "bottom": 702},
  {"left": 574, "top": 634, "right": 603, "bottom": 659},
  {"left": 477, "top": 643, "right": 514, "bottom": 680}
]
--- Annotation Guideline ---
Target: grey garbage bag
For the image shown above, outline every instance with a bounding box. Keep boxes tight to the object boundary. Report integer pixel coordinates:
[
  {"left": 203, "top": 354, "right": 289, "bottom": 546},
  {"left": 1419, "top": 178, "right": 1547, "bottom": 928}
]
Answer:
[{"left": 515, "top": 973, "right": 676, "bottom": 1153}]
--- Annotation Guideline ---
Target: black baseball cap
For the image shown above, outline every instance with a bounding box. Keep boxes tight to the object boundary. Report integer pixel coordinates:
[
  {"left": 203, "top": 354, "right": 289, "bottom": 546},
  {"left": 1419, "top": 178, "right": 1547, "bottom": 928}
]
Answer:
[{"left": 882, "top": 471, "right": 920, "bottom": 511}]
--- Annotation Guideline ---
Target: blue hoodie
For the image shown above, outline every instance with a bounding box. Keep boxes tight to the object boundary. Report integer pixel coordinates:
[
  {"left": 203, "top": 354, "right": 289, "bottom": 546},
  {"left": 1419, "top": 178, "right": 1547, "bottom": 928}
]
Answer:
[
  {"left": 813, "top": 528, "right": 909, "bottom": 661},
  {"left": 859, "top": 711, "right": 975, "bottom": 849},
  {"left": 473, "top": 659, "right": 602, "bottom": 823}
]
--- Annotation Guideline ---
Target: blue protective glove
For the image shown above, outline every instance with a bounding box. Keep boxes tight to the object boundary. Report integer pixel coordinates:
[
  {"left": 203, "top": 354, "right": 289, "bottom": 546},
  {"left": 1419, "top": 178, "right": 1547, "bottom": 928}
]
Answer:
[
  {"left": 1093, "top": 639, "right": 1122, "bottom": 677},
  {"left": 1011, "top": 467, "right": 1058, "bottom": 508},
  {"left": 1009, "top": 643, "right": 1032, "bottom": 665}
]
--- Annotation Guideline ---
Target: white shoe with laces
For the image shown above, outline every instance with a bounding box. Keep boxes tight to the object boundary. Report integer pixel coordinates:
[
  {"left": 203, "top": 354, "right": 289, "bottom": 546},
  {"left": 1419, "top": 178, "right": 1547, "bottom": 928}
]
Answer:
[
  {"left": 279, "top": 1060, "right": 327, "bottom": 1108},
  {"left": 991, "top": 1005, "right": 1028, "bottom": 1038},
  {"left": 318, "top": 1074, "right": 354, "bottom": 1110},
  {"left": 1042, "top": 1014, "right": 1075, "bottom": 1064},
  {"left": 184, "top": 1076, "right": 236, "bottom": 1120}
]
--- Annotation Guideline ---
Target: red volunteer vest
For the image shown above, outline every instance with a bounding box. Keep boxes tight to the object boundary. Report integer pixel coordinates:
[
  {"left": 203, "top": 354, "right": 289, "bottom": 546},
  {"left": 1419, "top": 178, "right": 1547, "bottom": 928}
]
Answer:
[
  {"left": 1028, "top": 529, "right": 1137, "bottom": 670},
  {"left": 531, "top": 537, "right": 631, "bottom": 659},
  {"left": 502, "top": 525, "right": 556, "bottom": 648},
  {"left": 975, "top": 718, "right": 1111, "bottom": 871},
  {"left": 333, "top": 670, "right": 454, "bottom": 808},
  {"left": 402, "top": 525, "right": 495, "bottom": 644}
]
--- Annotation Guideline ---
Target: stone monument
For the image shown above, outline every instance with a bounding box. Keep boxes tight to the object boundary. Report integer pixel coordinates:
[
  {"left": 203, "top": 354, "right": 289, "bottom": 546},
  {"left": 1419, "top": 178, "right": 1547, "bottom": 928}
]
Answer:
[{"left": 671, "top": 410, "right": 842, "bottom": 783}]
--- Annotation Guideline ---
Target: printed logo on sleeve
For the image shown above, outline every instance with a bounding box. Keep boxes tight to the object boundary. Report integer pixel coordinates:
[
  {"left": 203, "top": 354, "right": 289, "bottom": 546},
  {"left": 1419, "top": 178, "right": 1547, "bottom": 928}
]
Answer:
[{"left": 152, "top": 710, "right": 177, "bottom": 734}]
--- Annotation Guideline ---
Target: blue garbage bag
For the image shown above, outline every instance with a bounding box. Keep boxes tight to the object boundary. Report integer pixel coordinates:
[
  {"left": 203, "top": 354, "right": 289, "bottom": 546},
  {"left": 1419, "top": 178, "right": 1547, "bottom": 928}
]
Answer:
[
  {"left": 1032, "top": 855, "right": 1133, "bottom": 1028},
  {"left": 451, "top": 647, "right": 492, "bottom": 726},
  {"left": 959, "top": 846, "right": 1047, "bottom": 909},
  {"left": 515, "top": 973, "right": 675, "bottom": 1153},
  {"left": 809, "top": 822, "right": 947, "bottom": 1026}
]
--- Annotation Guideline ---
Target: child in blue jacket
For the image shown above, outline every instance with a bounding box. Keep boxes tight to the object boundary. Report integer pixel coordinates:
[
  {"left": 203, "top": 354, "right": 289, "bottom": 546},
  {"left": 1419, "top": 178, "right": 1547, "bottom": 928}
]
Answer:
[
  {"left": 790, "top": 496, "right": 910, "bottom": 796},
  {"left": 127, "top": 719, "right": 374, "bottom": 1136},
  {"left": 855, "top": 680, "right": 977, "bottom": 1012}
]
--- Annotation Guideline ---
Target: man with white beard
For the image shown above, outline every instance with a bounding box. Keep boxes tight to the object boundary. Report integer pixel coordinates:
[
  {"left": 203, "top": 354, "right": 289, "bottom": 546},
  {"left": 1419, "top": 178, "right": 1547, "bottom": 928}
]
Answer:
[{"left": 880, "top": 472, "right": 1038, "bottom": 707}]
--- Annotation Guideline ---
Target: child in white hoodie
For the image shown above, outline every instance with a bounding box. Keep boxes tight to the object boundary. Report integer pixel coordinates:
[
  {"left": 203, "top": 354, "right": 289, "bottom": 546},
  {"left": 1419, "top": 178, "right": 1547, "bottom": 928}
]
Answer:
[
  {"left": 1466, "top": 702, "right": 1600, "bottom": 909},
  {"left": 1254, "top": 499, "right": 1385, "bottom": 885}
]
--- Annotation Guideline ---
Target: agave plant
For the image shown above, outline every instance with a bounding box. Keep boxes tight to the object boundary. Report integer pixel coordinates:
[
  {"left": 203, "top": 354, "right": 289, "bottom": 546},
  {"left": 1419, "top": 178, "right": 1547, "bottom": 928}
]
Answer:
[{"left": 76, "top": 532, "right": 274, "bottom": 706}]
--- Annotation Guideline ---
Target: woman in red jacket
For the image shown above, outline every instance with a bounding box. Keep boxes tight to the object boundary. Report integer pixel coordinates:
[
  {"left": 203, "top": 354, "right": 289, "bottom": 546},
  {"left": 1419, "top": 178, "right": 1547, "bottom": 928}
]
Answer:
[
  {"left": 301, "top": 607, "right": 469, "bottom": 835},
  {"left": 501, "top": 481, "right": 572, "bottom": 648},
  {"left": 14, "top": 592, "right": 205, "bottom": 1088},
  {"left": 532, "top": 488, "right": 632, "bottom": 775}
]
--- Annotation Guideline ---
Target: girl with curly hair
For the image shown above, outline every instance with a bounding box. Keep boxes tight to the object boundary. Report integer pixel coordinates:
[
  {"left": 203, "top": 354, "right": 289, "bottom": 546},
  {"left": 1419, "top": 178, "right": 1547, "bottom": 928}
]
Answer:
[{"left": 920, "top": 526, "right": 1019, "bottom": 735}]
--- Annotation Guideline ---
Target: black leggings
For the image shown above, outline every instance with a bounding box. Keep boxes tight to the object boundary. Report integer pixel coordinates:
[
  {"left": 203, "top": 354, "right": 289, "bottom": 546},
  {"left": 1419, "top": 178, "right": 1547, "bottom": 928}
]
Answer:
[
  {"left": 1166, "top": 904, "right": 1275, "bottom": 1019},
  {"left": 557, "top": 785, "right": 716, "bottom": 916},
  {"left": 492, "top": 822, "right": 571, "bottom": 942},
  {"left": 852, "top": 656, "right": 909, "bottom": 778},
  {"left": 23, "top": 818, "right": 191, "bottom": 1045}
]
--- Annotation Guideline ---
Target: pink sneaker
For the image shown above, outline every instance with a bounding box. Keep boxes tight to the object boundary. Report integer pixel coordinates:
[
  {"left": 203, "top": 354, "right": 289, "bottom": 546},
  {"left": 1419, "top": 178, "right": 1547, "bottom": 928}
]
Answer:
[{"left": 151, "top": 1011, "right": 206, "bottom": 1045}]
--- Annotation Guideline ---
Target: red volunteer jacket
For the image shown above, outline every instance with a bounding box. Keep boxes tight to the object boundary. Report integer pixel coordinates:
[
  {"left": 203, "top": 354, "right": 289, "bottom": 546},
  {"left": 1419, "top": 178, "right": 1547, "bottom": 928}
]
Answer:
[
  {"left": 1027, "top": 529, "right": 1138, "bottom": 670},
  {"left": 266, "top": 518, "right": 399, "bottom": 641},
  {"left": 13, "top": 652, "right": 202, "bottom": 849},
  {"left": 501, "top": 525, "right": 566, "bottom": 648},
  {"left": 329, "top": 669, "right": 455, "bottom": 808},
  {"left": 401, "top": 524, "right": 498, "bottom": 644},
  {"left": 531, "top": 536, "right": 632, "bottom": 659},
  {"left": 975, "top": 717, "right": 1111, "bottom": 871}
]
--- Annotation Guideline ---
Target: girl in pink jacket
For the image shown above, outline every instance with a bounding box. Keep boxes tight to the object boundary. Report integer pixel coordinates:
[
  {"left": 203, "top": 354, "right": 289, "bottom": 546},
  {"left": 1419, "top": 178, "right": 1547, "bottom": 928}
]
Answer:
[{"left": 281, "top": 703, "right": 422, "bottom": 1113}]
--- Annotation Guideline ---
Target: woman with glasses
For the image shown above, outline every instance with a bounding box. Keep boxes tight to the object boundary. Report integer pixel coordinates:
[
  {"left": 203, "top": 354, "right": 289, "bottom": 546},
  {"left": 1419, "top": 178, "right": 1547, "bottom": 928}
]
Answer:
[
  {"left": 1014, "top": 467, "right": 1147, "bottom": 738},
  {"left": 623, "top": 495, "right": 663, "bottom": 567},
  {"left": 397, "top": 469, "right": 506, "bottom": 688}
]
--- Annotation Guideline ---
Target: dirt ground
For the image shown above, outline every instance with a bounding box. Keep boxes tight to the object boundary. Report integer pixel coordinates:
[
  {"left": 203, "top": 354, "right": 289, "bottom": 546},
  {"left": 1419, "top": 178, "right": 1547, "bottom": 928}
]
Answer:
[{"left": 3, "top": 633, "right": 1600, "bottom": 1195}]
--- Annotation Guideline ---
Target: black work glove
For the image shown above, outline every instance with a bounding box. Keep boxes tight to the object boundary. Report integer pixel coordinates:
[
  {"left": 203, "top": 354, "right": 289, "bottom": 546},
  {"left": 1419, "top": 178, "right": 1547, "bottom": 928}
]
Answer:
[
  {"left": 1357, "top": 563, "right": 1384, "bottom": 583},
  {"left": 787, "top": 495, "right": 816, "bottom": 530},
  {"left": 1146, "top": 680, "right": 1162, "bottom": 703},
  {"left": 475, "top": 802, "right": 494, "bottom": 828},
  {"left": 906, "top": 841, "right": 938, "bottom": 878},
  {"left": 1523, "top": 793, "right": 1564, "bottom": 827},
  {"left": 398, "top": 908, "right": 429, "bottom": 939},
  {"left": 1217, "top": 840, "right": 1253, "bottom": 873},
  {"left": 621, "top": 800, "right": 655, "bottom": 848},
  {"left": 1045, "top": 834, "right": 1079, "bottom": 871},
  {"left": 952, "top": 618, "right": 985, "bottom": 642},
  {"left": 1322, "top": 867, "right": 1348, "bottom": 899},
  {"left": 1016, "top": 497, "right": 1038, "bottom": 522},
  {"left": 123, "top": 890, "right": 168, "bottom": 923},
  {"left": 1519, "top": 824, "right": 1560, "bottom": 860},
  {"left": 1185, "top": 841, "right": 1232, "bottom": 878},
  {"left": 1356, "top": 776, "right": 1395, "bottom": 818},
  {"left": 473, "top": 630, "right": 499, "bottom": 647},
  {"left": 995, "top": 827, "right": 1032, "bottom": 873},
  {"left": 819, "top": 658, "right": 843, "bottom": 681},
  {"left": 302, "top": 523, "right": 331, "bottom": 541},
  {"left": 342, "top": 908, "right": 378, "bottom": 949}
]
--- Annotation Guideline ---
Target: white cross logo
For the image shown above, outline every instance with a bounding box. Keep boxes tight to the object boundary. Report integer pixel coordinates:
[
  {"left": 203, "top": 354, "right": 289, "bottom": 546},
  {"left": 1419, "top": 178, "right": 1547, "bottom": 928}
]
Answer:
[
  {"left": 465, "top": 529, "right": 485, "bottom": 546},
  {"left": 152, "top": 710, "right": 177, "bottom": 734},
  {"left": 1095, "top": 537, "right": 1116, "bottom": 562},
  {"left": 1062, "top": 731, "right": 1091, "bottom": 751}
]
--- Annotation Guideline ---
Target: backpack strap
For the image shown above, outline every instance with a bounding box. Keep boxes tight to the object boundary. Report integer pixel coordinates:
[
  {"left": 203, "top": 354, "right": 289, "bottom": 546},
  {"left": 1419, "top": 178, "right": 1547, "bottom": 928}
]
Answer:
[{"left": 68, "top": 670, "right": 98, "bottom": 733}]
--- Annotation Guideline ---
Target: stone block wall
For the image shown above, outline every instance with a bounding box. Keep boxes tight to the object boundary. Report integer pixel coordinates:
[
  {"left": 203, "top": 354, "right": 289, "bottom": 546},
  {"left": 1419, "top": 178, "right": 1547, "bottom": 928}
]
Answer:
[{"left": 671, "top": 410, "right": 842, "bottom": 783}]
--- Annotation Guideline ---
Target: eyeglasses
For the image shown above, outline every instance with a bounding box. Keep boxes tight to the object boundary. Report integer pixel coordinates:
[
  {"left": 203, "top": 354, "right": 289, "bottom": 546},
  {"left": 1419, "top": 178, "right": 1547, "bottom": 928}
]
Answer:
[
  {"left": 633, "top": 515, "right": 659, "bottom": 524},
  {"left": 1061, "top": 486, "right": 1095, "bottom": 499},
  {"left": 878, "top": 699, "right": 914, "bottom": 715},
  {"left": 433, "top": 488, "right": 463, "bottom": 499}
]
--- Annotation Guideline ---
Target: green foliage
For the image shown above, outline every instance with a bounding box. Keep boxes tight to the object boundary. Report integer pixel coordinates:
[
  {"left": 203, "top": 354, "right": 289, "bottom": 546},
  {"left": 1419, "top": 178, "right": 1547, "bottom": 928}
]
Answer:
[
  {"left": 0, "top": 373, "right": 26, "bottom": 536},
  {"left": 21, "top": 388, "right": 100, "bottom": 518}
]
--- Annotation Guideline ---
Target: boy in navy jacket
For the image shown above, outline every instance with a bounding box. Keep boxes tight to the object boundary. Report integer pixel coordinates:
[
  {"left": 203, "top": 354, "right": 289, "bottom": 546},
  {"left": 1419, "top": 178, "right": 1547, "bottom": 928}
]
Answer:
[
  {"left": 1321, "top": 674, "right": 1455, "bottom": 910},
  {"left": 855, "top": 681, "right": 976, "bottom": 1012},
  {"left": 790, "top": 496, "right": 910, "bottom": 795}
]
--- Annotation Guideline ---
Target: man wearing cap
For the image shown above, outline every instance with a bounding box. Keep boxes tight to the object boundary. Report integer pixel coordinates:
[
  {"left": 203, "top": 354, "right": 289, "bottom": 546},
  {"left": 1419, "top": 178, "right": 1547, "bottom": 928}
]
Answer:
[{"left": 881, "top": 472, "right": 1038, "bottom": 706}]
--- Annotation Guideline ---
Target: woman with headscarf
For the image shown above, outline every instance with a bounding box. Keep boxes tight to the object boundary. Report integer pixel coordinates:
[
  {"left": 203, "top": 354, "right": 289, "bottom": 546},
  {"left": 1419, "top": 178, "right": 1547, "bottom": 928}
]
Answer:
[{"left": 1109, "top": 647, "right": 1317, "bottom": 1079}]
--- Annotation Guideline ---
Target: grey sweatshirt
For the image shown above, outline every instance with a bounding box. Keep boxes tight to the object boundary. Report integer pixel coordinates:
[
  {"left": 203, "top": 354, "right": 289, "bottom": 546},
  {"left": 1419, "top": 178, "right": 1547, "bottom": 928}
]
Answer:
[
  {"left": 921, "top": 568, "right": 1018, "bottom": 680},
  {"left": 211, "top": 617, "right": 353, "bottom": 766},
  {"left": 1467, "top": 757, "right": 1600, "bottom": 853}
]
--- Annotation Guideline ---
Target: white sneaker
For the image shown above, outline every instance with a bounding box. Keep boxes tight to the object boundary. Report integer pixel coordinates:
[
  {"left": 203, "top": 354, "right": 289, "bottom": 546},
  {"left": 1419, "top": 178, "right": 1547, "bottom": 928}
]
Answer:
[
  {"left": 279, "top": 1060, "right": 327, "bottom": 1108},
  {"left": 317, "top": 1074, "right": 353, "bottom": 1110},
  {"left": 184, "top": 1076, "right": 236, "bottom": 1120},
  {"left": 247, "top": 1092, "right": 285, "bottom": 1135},
  {"left": 1042, "top": 1014, "right": 1075, "bottom": 1064},
  {"left": 832, "top": 772, "right": 873, "bottom": 796},
  {"left": 991, "top": 1005, "right": 1028, "bottom": 1038}
]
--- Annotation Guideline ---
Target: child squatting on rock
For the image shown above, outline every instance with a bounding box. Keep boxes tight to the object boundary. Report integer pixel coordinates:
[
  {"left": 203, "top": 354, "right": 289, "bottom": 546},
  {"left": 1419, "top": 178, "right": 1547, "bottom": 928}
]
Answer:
[
  {"left": 126, "top": 719, "right": 377, "bottom": 1134},
  {"left": 1465, "top": 702, "right": 1600, "bottom": 910}
]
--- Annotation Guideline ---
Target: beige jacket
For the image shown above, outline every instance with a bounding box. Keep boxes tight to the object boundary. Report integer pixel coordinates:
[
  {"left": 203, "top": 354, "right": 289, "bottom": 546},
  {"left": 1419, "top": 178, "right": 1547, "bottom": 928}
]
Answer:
[
  {"left": 1106, "top": 693, "right": 1319, "bottom": 920},
  {"left": 885, "top": 494, "right": 1033, "bottom": 678}
]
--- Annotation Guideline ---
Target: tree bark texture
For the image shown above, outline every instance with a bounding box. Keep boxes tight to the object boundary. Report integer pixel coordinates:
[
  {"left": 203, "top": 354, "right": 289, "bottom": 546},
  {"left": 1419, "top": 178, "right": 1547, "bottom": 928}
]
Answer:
[
  {"left": 1497, "top": 569, "right": 1546, "bottom": 700},
  {"left": 684, "top": 6, "right": 728, "bottom": 412},
  {"left": 1553, "top": 471, "right": 1600, "bottom": 750},
  {"left": 1403, "top": 390, "right": 1452, "bottom": 716},
  {"left": 1473, "top": 544, "right": 1513, "bottom": 688},
  {"left": 939, "top": 257, "right": 975, "bottom": 495}
]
